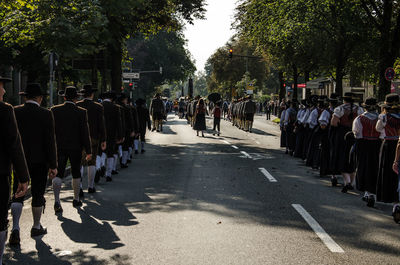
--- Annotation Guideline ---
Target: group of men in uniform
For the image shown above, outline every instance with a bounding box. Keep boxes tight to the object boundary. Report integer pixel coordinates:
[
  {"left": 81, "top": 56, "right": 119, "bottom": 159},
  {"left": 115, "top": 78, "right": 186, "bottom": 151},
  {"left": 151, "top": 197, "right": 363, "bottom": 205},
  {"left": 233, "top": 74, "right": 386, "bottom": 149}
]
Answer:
[
  {"left": 280, "top": 92, "right": 400, "bottom": 224},
  {"left": 228, "top": 96, "right": 257, "bottom": 133},
  {"left": 0, "top": 78, "right": 151, "bottom": 265}
]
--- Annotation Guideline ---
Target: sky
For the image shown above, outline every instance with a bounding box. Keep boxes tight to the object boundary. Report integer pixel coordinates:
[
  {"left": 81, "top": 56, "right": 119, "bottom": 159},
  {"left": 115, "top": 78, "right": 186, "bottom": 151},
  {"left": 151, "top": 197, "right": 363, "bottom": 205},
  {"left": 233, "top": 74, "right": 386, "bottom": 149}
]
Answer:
[{"left": 184, "top": 0, "right": 237, "bottom": 72}]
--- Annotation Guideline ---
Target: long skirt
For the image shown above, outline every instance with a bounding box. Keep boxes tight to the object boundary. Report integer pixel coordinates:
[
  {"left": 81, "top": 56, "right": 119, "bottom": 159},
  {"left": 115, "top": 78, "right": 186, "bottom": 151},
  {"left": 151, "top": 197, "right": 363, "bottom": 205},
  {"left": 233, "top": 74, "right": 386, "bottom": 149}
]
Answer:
[
  {"left": 294, "top": 126, "right": 305, "bottom": 158},
  {"left": 355, "top": 139, "right": 381, "bottom": 193},
  {"left": 330, "top": 126, "right": 353, "bottom": 173},
  {"left": 280, "top": 128, "right": 287, "bottom": 148},
  {"left": 376, "top": 140, "right": 400, "bottom": 203},
  {"left": 302, "top": 127, "right": 312, "bottom": 160},
  {"left": 319, "top": 127, "right": 331, "bottom": 176},
  {"left": 193, "top": 113, "right": 206, "bottom": 131},
  {"left": 306, "top": 127, "right": 322, "bottom": 168},
  {"left": 286, "top": 124, "right": 296, "bottom": 152}
]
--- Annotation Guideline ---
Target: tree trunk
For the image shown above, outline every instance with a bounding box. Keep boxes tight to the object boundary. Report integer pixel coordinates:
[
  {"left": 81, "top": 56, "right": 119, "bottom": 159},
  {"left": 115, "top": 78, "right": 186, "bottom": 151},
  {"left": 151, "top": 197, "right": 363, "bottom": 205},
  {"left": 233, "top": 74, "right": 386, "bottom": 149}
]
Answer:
[
  {"left": 335, "top": 42, "right": 346, "bottom": 96},
  {"left": 278, "top": 71, "right": 285, "bottom": 101},
  {"left": 292, "top": 64, "right": 298, "bottom": 100},
  {"left": 91, "top": 54, "right": 98, "bottom": 89},
  {"left": 304, "top": 71, "right": 310, "bottom": 99},
  {"left": 110, "top": 42, "right": 122, "bottom": 92},
  {"left": 101, "top": 50, "right": 107, "bottom": 92}
]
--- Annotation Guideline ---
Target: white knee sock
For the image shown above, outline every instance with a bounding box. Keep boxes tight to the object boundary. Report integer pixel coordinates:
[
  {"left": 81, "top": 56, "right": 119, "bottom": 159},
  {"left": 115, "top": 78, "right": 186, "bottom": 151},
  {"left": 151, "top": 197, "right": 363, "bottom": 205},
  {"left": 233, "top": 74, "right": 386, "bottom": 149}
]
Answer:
[
  {"left": 134, "top": 140, "right": 139, "bottom": 151},
  {"left": 113, "top": 154, "right": 118, "bottom": 170},
  {"left": 129, "top": 147, "right": 133, "bottom": 157},
  {"left": 32, "top": 206, "right": 42, "bottom": 229},
  {"left": 118, "top": 146, "right": 123, "bottom": 158},
  {"left": 101, "top": 153, "right": 107, "bottom": 167},
  {"left": 0, "top": 230, "right": 6, "bottom": 265},
  {"left": 106, "top": 157, "right": 114, "bottom": 177},
  {"left": 122, "top": 151, "right": 129, "bottom": 165},
  {"left": 52, "top": 177, "right": 62, "bottom": 203},
  {"left": 96, "top": 156, "right": 101, "bottom": 170},
  {"left": 88, "top": 166, "right": 96, "bottom": 189},
  {"left": 72, "top": 178, "right": 80, "bottom": 201},
  {"left": 80, "top": 166, "right": 84, "bottom": 178},
  {"left": 11, "top": 202, "right": 23, "bottom": 231}
]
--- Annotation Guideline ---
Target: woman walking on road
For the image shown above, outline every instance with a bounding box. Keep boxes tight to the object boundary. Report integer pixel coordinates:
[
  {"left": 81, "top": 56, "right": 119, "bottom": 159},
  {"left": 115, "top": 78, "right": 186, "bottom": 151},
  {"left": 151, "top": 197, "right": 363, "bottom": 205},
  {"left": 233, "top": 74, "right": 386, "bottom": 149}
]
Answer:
[{"left": 194, "top": 98, "right": 207, "bottom": 137}]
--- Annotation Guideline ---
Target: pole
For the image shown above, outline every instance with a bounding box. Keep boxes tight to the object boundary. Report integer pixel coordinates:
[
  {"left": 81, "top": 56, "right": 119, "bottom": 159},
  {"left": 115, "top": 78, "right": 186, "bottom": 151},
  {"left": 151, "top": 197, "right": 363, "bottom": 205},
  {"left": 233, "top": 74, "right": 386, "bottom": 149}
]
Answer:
[{"left": 49, "top": 52, "right": 54, "bottom": 107}]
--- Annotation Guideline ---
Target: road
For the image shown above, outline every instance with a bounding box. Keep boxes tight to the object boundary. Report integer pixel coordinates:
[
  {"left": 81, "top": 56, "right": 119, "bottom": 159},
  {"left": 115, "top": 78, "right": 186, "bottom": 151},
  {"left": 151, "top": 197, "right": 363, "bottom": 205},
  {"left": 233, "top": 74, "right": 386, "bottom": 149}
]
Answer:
[{"left": 4, "top": 113, "right": 400, "bottom": 265}]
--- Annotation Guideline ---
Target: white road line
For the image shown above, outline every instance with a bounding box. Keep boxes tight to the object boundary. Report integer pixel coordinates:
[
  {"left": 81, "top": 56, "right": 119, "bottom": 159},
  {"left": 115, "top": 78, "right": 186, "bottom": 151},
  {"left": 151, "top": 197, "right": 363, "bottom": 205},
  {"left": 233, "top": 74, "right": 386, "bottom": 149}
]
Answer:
[
  {"left": 231, "top": 145, "right": 239, "bottom": 150},
  {"left": 240, "top": 151, "right": 252, "bottom": 159},
  {"left": 292, "top": 204, "right": 345, "bottom": 253},
  {"left": 221, "top": 140, "right": 231, "bottom": 145},
  {"left": 258, "top": 168, "right": 277, "bottom": 182}
]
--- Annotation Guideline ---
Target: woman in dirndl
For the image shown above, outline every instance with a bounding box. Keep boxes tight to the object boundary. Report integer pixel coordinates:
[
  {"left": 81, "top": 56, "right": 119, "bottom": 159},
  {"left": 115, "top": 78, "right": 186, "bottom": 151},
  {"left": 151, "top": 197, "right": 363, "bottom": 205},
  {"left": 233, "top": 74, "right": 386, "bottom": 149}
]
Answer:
[
  {"left": 352, "top": 98, "right": 381, "bottom": 207},
  {"left": 193, "top": 98, "right": 208, "bottom": 137},
  {"left": 376, "top": 93, "right": 400, "bottom": 223}
]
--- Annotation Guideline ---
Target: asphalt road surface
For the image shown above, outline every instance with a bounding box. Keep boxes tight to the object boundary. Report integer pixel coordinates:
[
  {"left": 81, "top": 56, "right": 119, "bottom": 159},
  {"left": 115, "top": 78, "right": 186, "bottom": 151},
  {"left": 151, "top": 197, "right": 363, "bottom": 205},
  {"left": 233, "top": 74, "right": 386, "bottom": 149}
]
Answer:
[{"left": 4, "top": 113, "right": 400, "bottom": 265}]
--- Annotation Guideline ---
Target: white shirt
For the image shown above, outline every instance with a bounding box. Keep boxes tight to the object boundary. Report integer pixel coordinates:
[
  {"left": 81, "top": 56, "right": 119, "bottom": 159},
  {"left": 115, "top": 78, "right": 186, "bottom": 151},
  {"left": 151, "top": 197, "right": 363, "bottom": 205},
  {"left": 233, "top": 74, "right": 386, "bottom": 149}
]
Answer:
[
  {"left": 299, "top": 108, "right": 311, "bottom": 124},
  {"left": 306, "top": 108, "right": 319, "bottom": 129},
  {"left": 318, "top": 109, "right": 331, "bottom": 127},
  {"left": 280, "top": 110, "right": 286, "bottom": 127},
  {"left": 333, "top": 103, "right": 363, "bottom": 118}
]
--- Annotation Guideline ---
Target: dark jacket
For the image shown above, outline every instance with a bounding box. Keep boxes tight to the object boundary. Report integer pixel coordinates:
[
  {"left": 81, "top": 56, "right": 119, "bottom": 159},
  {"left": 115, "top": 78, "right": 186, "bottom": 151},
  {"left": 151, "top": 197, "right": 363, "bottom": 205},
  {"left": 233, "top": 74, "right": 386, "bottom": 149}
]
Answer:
[
  {"left": 102, "top": 100, "right": 123, "bottom": 142},
  {"left": 0, "top": 101, "right": 29, "bottom": 182},
  {"left": 77, "top": 99, "right": 106, "bottom": 142},
  {"left": 130, "top": 105, "right": 140, "bottom": 133},
  {"left": 120, "top": 104, "right": 134, "bottom": 135},
  {"left": 14, "top": 102, "right": 57, "bottom": 169},
  {"left": 137, "top": 105, "right": 151, "bottom": 133},
  {"left": 51, "top": 102, "right": 91, "bottom": 153}
]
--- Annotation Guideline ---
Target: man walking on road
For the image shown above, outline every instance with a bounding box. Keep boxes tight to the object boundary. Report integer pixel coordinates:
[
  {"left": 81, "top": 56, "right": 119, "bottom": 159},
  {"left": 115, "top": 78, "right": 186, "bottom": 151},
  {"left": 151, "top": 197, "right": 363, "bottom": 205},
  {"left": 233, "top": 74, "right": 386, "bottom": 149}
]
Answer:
[
  {"left": 77, "top": 85, "right": 106, "bottom": 193},
  {"left": 150, "top": 93, "right": 165, "bottom": 132},
  {"left": 0, "top": 75, "right": 29, "bottom": 265},
  {"left": 135, "top": 98, "right": 151, "bottom": 154},
  {"left": 9, "top": 84, "right": 57, "bottom": 246},
  {"left": 102, "top": 91, "right": 123, "bottom": 182},
  {"left": 51, "top": 86, "right": 92, "bottom": 212}
]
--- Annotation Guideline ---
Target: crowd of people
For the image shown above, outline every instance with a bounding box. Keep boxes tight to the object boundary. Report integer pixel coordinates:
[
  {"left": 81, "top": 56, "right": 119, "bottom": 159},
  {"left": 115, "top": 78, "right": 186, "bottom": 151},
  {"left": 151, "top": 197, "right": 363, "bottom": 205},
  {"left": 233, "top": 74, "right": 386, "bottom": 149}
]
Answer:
[
  {"left": 279, "top": 92, "right": 400, "bottom": 224},
  {"left": 227, "top": 96, "right": 258, "bottom": 132},
  {"left": 0, "top": 76, "right": 152, "bottom": 265}
]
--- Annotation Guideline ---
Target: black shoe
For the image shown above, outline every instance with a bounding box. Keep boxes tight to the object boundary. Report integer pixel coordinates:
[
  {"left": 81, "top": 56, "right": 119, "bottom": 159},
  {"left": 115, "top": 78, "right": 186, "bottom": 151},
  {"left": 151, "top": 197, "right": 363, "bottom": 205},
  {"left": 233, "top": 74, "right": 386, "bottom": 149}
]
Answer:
[
  {"left": 367, "top": 195, "right": 375, "bottom": 207},
  {"left": 341, "top": 185, "right": 348, "bottom": 193},
  {"left": 156, "top": 130, "right": 160, "bottom": 132},
  {"left": 9, "top": 229, "right": 20, "bottom": 246},
  {"left": 111, "top": 170, "right": 119, "bottom": 175},
  {"left": 106, "top": 176, "right": 112, "bottom": 182},
  {"left": 141, "top": 149, "right": 145, "bottom": 154},
  {"left": 392, "top": 205, "right": 400, "bottom": 224},
  {"left": 151, "top": 128, "right": 155, "bottom": 132},
  {"left": 88, "top": 187, "right": 96, "bottom": 193},
  {"left": 120, "top": 164, "right": 128, "bottom": 169},
  {"left": 54, "top": 202, "right": 63, "bottom": 213},
  {"left": 331, "top": 177, "right": 338, "bottom": 187},
  {"left": 347, "top": 185, "right": 354, "bottom": 191},
  {"left": 127, "top": 159, "right": 132, "bottom": 164},
  {"left": 361, "top": 195, "right": 368, "bottom": 202},
  {"left": 31, "top": 225, "right": 47, "bottom": 237},
  {"left": 94, "top": 170, "right": 101, "bottom": 183},
  {"left": 285, "top": 150, "right": 289, "bottom": 155},
  {"left": 79, "top": 188, "right": 84, "bottom": 199},
  {"left": 135, "top": 150, "right": 139, "bottom": 154},
  {"left": 73, "top": 200, "right": 82, "bottom": 208},
  {"left": 101, "top": 166, "right": 106, "bottom": 177}
]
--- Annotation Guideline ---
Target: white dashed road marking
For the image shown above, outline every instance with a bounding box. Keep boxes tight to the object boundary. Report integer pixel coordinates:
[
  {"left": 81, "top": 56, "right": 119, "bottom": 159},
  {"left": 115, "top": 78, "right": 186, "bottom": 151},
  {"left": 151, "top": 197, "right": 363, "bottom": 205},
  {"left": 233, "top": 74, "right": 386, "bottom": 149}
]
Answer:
[
  {"left": 292, "top": 204, "right": 345, "bottom": 253},
  {"left": 231, "top": 145, "right": 239, "bottom": 150},
  {"left": 240, "top": 151, "right": 252, "bottom": 159},
  {"left": 258, "top": 168, "right": 277, "bottom": 182}
]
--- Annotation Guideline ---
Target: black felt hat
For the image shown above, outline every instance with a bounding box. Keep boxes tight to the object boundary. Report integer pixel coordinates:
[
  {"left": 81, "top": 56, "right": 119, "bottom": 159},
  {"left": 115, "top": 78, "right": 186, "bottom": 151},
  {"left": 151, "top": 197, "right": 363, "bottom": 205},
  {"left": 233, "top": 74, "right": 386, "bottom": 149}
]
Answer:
[
  {"left": 58, "top": 86, "right": 82, "bottom": 100},
  {"left": 136, "top": 98, "right": 146, "bottom": 106},
  {"left": 328, "top": 93, "right": 339, "bottom": 102},
  {"left": 19, "top": 83, "right": 48, "bottom": 97},
  {"left": 342, "top": 92, "right": 356, "bottom": 102},
  {"left": 362, "top": 97, "right": 377, "bottom": 107},
  {"left": 102, "top": 90, "right": 117, "bottom": 100},
  {"left": 0, "top": 76, "right": 11, "bottom": 83},
  {"left": 79, "top": 84, "right": 98, "bottom": 95},
  {"left": 379, "top": 93, "right": 400, "bottom": 108}
]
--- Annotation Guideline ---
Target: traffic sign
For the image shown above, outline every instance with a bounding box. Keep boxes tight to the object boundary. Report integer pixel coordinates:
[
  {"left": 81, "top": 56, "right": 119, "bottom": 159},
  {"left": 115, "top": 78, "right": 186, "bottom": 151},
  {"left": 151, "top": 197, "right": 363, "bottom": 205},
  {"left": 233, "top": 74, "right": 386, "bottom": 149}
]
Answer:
[
  {"left": 122, "top": 72, "right": 140, "bottom": 79},
  {"left": 385, "top": 67, "right": 395, "bottom": 81}
]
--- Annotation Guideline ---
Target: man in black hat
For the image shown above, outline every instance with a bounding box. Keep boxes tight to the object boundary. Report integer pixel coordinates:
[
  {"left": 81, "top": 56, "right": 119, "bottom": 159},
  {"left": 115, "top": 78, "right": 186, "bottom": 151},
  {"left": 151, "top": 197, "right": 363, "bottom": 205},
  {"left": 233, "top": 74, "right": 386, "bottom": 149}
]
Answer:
[
  {"left": 7, "top": 84, "right": 58, "bottom": 245},
  {"left": 77, "top": 85, "right": 106, "bottom": 193},
  {"left": 150, "top": 93, "right": 165, "bottom": 132},
  {"left": 117, "top": 93, "right": 134, "bottom": 168},
  {"left": 102, "top": 91, "right": 124, "bottom": 181},
  {"left": 0, "top": 76, "right": 29, "bottom": 265},
  {"left": 51, "top": 86, "right": 92, "bottom": 212}
]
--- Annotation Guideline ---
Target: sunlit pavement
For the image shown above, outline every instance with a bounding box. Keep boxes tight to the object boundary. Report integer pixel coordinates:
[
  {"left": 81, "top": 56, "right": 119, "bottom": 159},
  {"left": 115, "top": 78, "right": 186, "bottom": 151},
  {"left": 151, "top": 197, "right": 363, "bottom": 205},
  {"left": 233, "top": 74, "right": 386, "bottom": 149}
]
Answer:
[{"left": 4, "top": 113, "right": 400, "bottom": 265}]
